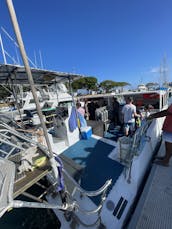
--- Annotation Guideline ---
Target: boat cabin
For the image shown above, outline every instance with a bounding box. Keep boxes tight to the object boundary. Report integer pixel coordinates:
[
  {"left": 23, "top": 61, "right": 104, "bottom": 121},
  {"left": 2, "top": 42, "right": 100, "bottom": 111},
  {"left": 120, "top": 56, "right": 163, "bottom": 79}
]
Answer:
[{"left": 120, "top": 90, "right": 169, "bottom": 111}]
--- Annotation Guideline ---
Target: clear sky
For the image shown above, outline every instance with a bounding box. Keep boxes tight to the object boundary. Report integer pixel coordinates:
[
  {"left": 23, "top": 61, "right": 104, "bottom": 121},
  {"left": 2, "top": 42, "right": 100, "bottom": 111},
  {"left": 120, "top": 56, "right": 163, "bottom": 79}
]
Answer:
[{"left": 0, "top": 0, "right": 172, "bottom": 88}]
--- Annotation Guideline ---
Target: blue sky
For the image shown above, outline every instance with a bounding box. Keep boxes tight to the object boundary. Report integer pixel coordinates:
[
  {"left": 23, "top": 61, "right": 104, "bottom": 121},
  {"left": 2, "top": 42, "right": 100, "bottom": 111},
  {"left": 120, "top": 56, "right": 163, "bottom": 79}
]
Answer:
[{"left": 0, "top": 0, "right": 172, "bottom": 88}]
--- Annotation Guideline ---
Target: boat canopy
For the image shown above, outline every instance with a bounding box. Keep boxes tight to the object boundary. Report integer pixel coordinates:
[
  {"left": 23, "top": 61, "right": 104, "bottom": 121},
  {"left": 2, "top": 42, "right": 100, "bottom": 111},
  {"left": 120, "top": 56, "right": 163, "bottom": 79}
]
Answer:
[{"left": 0, "top": 64, "right": 84, "bottom": 85}]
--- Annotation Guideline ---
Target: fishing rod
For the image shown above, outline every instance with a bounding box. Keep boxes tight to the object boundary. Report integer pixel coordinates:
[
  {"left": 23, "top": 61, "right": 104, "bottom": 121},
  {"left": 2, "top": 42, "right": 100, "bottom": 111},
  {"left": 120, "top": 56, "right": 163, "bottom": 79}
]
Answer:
[{"left": 6, "top": 0, "right": 58, "bottom": 179}]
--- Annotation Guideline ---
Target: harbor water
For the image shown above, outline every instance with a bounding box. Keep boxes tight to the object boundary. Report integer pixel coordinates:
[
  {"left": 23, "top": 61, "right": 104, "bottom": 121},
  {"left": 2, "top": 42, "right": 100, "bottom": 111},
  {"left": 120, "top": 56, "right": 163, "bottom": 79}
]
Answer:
[
  {"left": 0, "top": 208, "right": 61, "bottom": 229},
  {"left": 0, "top": 186, "right": 61, "bottom": 229}
]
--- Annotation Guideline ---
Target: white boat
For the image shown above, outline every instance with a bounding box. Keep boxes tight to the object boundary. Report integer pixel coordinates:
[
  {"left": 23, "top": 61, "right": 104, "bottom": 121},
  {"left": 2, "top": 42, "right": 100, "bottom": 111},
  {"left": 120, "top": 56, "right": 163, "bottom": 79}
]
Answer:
[
  {"left": 0, "top": 82, "right": 168, "bottom": 229},
  {"left": 0, "top": 2, "right": 171, "bottom": 228},
  {"left": 0, "top": 64, "right": 81, "bottom": 125},
  {"left": 0, "top": 63, "right": 169, "bottom": 229},
  {"left": 46, "top": 90, "right": 167, "bottom": 229}
]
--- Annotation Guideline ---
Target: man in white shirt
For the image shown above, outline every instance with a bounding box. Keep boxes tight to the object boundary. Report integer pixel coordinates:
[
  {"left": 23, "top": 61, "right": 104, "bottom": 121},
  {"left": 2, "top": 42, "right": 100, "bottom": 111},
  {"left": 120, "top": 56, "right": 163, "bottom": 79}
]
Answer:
[{"left": 122, "top": 97, "right": 140, "bottom": 136}]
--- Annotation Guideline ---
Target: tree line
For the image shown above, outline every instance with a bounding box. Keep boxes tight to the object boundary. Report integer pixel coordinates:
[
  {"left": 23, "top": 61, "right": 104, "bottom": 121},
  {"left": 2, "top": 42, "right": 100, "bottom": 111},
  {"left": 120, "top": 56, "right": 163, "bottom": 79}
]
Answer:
[
  {"left": 70, "top": 77, "right": 130, "bottom": 93},
  {"left": 70, "top": 77, "right": 172, "bottom": 93}
]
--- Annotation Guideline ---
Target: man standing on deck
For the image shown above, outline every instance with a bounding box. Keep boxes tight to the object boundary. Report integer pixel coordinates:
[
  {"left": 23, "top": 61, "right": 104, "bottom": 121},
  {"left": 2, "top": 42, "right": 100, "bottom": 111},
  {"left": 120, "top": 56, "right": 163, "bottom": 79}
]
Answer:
[
  {"left": 147, "top": 104, "right": 172, "bottom": 166},
  {"left": 122, "top": 96, "right": 140, "bottom": 136}
]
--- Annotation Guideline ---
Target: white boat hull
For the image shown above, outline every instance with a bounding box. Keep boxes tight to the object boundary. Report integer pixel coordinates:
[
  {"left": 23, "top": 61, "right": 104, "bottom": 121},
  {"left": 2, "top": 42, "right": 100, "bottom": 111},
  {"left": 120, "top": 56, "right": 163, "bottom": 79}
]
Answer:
[{"left": 47, "top": 117, "right": 164, "bottom": 229}]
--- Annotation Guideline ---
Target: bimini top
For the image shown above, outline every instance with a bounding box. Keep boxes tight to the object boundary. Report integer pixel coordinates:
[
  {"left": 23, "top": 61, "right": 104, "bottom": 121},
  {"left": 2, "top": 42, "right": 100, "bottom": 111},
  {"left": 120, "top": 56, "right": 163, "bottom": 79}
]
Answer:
[{"left": 0, "top": 64, "right": 85, "bottom": 85}]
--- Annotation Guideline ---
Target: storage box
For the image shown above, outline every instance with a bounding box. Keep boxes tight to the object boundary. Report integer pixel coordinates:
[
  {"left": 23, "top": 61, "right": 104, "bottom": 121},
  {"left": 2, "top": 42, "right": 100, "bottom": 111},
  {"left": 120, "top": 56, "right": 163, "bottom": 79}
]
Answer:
[{"left": 80, "top": 126, "right": 92, "bottom": 139}]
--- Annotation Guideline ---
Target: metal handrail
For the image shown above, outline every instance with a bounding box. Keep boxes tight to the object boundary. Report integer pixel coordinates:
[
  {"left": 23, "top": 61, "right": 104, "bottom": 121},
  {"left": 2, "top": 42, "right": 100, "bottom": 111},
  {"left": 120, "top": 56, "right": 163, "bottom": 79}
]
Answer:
[{"left": 63, "top": 168, "right": 112, "bottom": 197}]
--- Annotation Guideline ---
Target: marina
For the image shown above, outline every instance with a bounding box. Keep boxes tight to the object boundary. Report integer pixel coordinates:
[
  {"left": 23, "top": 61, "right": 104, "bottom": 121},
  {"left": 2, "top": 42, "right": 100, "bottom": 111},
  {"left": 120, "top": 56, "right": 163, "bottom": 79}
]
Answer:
[{"left": 0, "top": 1, "right": 172, "bottom": 229}]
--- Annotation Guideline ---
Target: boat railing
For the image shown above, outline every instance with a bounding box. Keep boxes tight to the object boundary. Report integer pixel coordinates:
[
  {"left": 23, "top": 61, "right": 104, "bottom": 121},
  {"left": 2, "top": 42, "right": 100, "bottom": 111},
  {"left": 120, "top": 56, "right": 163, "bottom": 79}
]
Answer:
[
  {"left": 126, "top": 119, "right": 153, "bottom": 183},
  {"left": 118, "top": 119, "right": 152, "bottom": 169},
  {"left": 63, "top": 168, "right": 112, "bottom": 197},
  {"left": 62, "top": 168, "right": 112, "bottom": 214}
]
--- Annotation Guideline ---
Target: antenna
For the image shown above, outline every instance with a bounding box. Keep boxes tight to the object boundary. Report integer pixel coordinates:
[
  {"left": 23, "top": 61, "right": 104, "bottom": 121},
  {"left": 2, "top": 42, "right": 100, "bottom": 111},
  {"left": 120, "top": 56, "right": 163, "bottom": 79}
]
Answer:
[
  {"left": 159, "top": 54, "right": 168, "bottom": 87},
  {"left": 39, "top": 50, "right": 43, "bottom": 69},
  {"left": 162, "top": 54, "right": 168, "bottom": 86}
]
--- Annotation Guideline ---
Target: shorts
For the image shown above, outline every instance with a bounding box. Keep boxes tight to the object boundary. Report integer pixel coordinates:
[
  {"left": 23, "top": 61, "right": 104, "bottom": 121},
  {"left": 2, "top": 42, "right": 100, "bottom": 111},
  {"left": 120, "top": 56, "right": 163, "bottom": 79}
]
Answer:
[
  {"left": 162, "top": 131, "right": 172, "bottom": 143},
  {"left": 124, "top": 122, "right": 135, "bottom": 132}
]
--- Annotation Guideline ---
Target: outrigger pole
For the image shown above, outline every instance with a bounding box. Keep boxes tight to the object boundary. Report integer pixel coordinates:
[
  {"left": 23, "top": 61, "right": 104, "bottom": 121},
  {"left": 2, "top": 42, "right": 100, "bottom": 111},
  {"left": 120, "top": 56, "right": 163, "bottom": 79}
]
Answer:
[
  {"left": 0, "top": 33, "right": 7, "bottom": 64},
  {"left": 6, "top": 0, "right": 59, "bottom": 179}
]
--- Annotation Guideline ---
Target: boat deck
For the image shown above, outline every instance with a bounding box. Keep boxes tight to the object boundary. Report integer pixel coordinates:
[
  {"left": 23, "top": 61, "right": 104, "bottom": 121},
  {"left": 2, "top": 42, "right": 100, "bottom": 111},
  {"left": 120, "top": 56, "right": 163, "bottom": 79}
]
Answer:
[
  {"left": 128, "top": 142, "right": 172, "bottom": 229},
  {"left": 61, "top": 136, "right": 124, "bottom": 205}
]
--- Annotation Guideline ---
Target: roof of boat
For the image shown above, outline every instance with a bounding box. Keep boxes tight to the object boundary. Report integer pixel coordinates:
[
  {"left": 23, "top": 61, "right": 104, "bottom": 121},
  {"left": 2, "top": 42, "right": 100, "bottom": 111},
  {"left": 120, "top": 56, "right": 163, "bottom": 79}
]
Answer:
[
  {"left": 76, "top": 89, "right": 168, "bottom": 100},
  {"left": 0, "top": 64, "right": 86, "bottom": 85}
]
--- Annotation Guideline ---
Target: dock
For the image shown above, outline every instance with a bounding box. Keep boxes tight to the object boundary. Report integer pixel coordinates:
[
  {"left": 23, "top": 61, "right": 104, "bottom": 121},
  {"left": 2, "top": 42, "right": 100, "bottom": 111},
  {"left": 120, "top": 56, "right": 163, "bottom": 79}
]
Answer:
[{"left": 128, "top": 142, "right": 172, "bottom": 229}]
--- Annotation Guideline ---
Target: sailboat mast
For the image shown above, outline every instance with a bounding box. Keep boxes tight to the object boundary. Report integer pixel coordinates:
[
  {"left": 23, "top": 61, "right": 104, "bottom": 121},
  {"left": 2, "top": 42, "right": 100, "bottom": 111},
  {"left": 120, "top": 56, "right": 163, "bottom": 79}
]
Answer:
[
  {"left": 162, "top": 54, "right": 168, "bottom": 86},
  {"left": 6, "top": 0, "right": 59, "bottom": 179}
]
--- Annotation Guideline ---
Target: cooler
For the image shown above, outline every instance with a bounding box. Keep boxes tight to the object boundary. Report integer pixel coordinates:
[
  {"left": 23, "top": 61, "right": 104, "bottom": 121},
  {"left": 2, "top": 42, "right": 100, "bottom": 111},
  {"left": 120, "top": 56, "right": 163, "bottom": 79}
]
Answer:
[{"left": 80, "top": 126, "right": 92, "bottom": 139}]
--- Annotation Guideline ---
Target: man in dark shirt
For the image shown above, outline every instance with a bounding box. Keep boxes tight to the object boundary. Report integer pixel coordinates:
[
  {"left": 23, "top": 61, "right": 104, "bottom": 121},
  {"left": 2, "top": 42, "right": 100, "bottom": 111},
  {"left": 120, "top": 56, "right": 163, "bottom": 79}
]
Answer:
[{"left": 113, "top": 97, "right": 120, "bottom": 126}]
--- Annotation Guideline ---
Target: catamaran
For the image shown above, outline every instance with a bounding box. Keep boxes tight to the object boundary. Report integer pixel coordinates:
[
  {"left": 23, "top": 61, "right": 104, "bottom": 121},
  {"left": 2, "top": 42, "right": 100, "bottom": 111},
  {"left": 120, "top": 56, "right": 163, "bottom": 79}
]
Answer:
[{"left": 46, "top": 89, "right": 168, "bottom": 229}]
